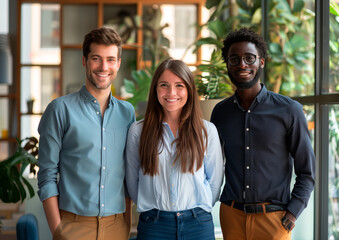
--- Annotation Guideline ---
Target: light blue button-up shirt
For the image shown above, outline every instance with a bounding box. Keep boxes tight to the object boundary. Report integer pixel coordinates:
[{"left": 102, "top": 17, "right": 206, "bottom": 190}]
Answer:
[
  {"left": 126, "top": 119, "right": 224, "bottom": 213},
  {"left": 37, "top": 85, "right": 135, "bottom": 216}
]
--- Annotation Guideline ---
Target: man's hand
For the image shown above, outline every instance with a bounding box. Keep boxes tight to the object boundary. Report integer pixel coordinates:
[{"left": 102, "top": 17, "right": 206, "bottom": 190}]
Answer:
[{"left": 281, "top": 211, "right": 296, "bottom": 232}]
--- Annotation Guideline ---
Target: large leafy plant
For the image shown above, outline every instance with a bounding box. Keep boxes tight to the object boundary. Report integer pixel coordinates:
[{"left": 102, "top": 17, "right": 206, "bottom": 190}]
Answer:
[
  {"left": 232, "top": 0, "right": 315, "bottom": 95},
  {"left": 0, "top": 137, "right": 38, "bottom": 203},
  {"left": 192, "top": 0, "right": 234, "bottom": 99},
  {"left": 195, "top": 49, "right": 233, "bottom": 99},
  {"left": 195, "top": 0, "right": 315, "bottom": 96}
]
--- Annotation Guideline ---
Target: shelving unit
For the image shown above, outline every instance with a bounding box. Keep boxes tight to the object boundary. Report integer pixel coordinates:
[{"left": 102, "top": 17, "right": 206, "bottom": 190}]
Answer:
[{"left": 12, "top": 0, "right": 206, "bottom": 151}]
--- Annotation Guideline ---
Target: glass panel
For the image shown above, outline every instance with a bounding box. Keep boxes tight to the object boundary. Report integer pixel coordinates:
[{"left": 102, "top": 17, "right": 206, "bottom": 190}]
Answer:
[
  {"left": 0, "top": 98, "right": 9, "bottom": 138},
  {"left": 161, "top": 4, "right": 197, "bottom": 63},
  {"left": 292, "top": 105, "right": 314, "bottom": 240},
  {"left": 0, "top": 0, "right": 8, "bottom": 34},
  {"left": 142, "top": 4, "right": 197, "bottom": 64},
  {"left": 0, "top": 85, "right": 9, "bottom": 95},
  {"left": 328, "top": 0, "right": 339, "bottom": 94},
  {"left": 116, "top": 49, "right": 137, "bottom": 97},
  {"left": 21, "top": 115, "right": 40, "bottom": 140},
  {"left": 200, "top": 6, "right": 215, "bottom": 62},
  {"left": 21, "top": 66, "right": 60, "bottom": 113},
  {"left": 62, "top": 4, "right": 97, "bottom": 45},
  {"left": 103, "top": 4, "right": 138, "bottom": 44},
  {"left": 21, "top": 3, "right": 60, "bottom": 64},
  {"left": 329, "top": 104, "right": 339, "bottom": 239},
  {"left": 62, "top": 49, "right": 85, "bottom": 95},
  {"left": 266, "top": 0, "right": 315, "bottom": 97}
]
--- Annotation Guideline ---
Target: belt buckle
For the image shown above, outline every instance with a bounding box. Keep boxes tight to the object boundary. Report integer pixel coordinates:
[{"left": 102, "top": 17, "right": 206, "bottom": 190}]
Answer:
[
  {"left": 243, "top": 204, "right": 250, "bottom": 214},
  {"left": 243, "top": 204, "right": 262, "bottom": 214}
]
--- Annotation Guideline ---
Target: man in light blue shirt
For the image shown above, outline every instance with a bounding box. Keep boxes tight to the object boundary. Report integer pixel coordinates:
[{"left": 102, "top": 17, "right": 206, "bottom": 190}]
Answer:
[{"left": 37, "top": 27, "right": 135, "bottom": 240}]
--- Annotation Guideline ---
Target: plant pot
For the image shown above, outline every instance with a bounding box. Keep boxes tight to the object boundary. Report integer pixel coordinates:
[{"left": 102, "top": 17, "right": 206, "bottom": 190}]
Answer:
[
  {"left": 27, "top": 100, "right": 34, "bottom": 114},
  {"left": 199, "top": 99, "right": 223, "bottom": 121}
]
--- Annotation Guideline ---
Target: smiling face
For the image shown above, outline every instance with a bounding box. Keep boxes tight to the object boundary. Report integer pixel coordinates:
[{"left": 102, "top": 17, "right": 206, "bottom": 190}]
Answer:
[
  {"left": 226, "top": 41, "right": 265, "bottom": 90},
  {"left": 156, "top": 69, "right": 188, "bottom": 120},
  {"left": 82, "top": 43, "right": 121, "bottom": 92}
]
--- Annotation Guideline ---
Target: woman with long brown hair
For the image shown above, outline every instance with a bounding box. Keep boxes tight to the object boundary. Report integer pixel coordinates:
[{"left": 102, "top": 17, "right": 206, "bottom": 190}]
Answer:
[{"left": 126, "top": 58, "right": 224, "bottom": 240}]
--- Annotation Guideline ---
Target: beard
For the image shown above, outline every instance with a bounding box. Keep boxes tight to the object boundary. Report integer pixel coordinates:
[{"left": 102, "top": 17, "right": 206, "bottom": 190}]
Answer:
[
  {"left": 85, "top": 66, "right": 115, "bottom": 90},
  {"left": 228, "top": 66, "right": 263, "bottom": 90}
]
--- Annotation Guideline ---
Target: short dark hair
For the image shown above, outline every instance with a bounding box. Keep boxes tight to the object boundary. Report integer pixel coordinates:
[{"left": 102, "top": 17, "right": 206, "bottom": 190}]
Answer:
[
  {"left": 221, "top": 28, "right": 268, "bottom": 62},
  {"left": 82, "top": 27, "right": 122, "bottom": 60}
]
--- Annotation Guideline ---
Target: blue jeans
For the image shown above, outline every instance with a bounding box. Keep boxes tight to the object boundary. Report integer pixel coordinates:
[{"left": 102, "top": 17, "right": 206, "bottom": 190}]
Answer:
[{"left": 136, "top": 207, "right": 215, "bottom": 240}]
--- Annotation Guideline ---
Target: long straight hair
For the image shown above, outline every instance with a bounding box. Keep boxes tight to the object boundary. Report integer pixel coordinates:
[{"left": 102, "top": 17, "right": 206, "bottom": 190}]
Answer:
[{"left": 139, "top": 58, "right": 207, "bottom": 176}]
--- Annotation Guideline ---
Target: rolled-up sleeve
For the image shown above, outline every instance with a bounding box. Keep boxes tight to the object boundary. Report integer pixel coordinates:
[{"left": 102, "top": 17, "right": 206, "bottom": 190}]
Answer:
[{"left": 37, "top": 101, "right": 63, "bottom": 201}]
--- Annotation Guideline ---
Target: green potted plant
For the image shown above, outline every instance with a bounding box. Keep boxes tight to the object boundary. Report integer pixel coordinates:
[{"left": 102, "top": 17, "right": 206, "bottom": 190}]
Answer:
[
  {"left": 0, "top": 137, "right": 38, "bottom": 204},
  {"left": 26, "top": 98, "right": 35, "bottom": 114}
]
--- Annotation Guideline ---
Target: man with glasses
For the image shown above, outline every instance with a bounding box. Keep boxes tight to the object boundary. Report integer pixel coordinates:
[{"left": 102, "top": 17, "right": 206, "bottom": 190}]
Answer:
[{"left": 211, "top": 28, "right": 315, "bottom": 240}]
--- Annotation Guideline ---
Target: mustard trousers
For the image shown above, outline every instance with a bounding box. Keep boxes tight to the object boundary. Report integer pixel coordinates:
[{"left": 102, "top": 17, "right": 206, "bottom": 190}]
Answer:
[
  {"left": 220, "top": 202, "right": 292, "bottom": 240},
  {"left": 53, "top": 210, "right": 129, "bottom": 240}
]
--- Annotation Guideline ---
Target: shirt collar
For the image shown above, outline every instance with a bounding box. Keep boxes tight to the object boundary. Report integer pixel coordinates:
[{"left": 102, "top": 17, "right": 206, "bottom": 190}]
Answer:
[
  {"left": 79, "top": 85, "right": 115, "bottom": 106},
  {"left": 233, "top": 83, "right": 267, "bottom": 103}
]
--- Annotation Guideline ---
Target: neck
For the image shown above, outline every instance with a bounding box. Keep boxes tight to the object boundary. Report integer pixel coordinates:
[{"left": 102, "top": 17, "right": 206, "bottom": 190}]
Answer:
[
  {"left": 85, "top": 84, "right": 111, "bottom": 116},
  {"left": 236, "top": 83, "right": 262, "bottom": 110},
  {"left": 164, "top": 112, "right": 180, "bottom": 137}
]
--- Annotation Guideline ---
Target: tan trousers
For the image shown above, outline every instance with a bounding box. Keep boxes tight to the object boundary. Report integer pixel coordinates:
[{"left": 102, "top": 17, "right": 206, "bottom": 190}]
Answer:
[
  {"left": 220, "top": 202, "right": 292, "bottom": 240},
  {"left": 53, "top": 210, "right": 129, "bottom": 240}
]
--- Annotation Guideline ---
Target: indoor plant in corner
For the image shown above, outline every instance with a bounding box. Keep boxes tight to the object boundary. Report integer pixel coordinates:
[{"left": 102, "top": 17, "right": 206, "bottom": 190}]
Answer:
[
  {"left": 195, "top": 49, "right": 233, "bottom": 120},
  {"left": 0, "top": 137, "right": 38, "bottom": 231},
  {"left": 0, "top": 137, "right": 39, "bottom": 204}
]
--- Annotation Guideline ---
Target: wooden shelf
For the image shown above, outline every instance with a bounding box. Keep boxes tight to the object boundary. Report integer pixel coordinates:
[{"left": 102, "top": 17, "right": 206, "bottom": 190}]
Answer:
[
  {"left": 0, "top": 138, "right": 17, "bottom": 142},
  {"left": 20, "top": 113, "right": 43, "bottom": 116}
]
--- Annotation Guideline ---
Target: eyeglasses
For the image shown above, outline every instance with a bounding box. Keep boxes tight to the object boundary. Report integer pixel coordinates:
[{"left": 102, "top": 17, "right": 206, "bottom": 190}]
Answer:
[{"left": 226, "top": 53, "right": 260, "bottom": 66}]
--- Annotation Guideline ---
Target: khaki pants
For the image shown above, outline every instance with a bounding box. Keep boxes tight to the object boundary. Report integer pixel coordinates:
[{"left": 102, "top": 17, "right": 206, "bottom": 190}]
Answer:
[
  {"left": 53, "top": 210, "right": 129, "bottom": 240},
  {"left": 220, "top": 202, "right": 292, "bottom": 240}
]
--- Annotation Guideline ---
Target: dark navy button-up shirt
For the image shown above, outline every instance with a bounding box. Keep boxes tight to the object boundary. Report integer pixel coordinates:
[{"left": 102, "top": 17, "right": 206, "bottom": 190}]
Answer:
[{"left": 211, "top": 84, "right": 315, "bottom": 219}]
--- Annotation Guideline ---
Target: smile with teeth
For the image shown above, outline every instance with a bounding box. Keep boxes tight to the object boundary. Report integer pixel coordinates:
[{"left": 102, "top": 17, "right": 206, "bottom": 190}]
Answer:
[
  {"left": 165, "top": 98, "right": 180, "bottom": 102},
  {"left": 237, "top": 70, "right": 252, "bottom": 76},
  {"left": 96, "top": 72, "right": 111, "bottom": 78}
]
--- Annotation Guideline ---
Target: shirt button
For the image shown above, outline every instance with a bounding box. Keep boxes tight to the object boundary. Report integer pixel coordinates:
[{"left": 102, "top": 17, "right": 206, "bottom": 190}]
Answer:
[
  {"left": 246, "top": 185, "right": 250, "bottom": 189},
  {"left": 101, "top": 204, "right": 104, "bottom": 207},
  {"left": 246, "top": 128, "right": 249, "bottom": 131},
  {"left": 96, "top": 111, "right": 99, "bottom": 115},
  {"left": 246, "top": 146, "right": 249, "bottom": 150},
  {"left": 103, "top": 166, "right": 106, "bottom": 170},
  {"left": 94, "top": 100, "right": 97, "bottom": 103},
  {"left": 248, "top": 110, "right": 251, "bottom": 113},
  {"left": 101, "top": 185, "right": 104, "bottom": 188},
  {"left": 103, "top": 128, "right": 105, "bottom": 131},
  {"left": 246, "top": 166, "right": 250, "bottom": 170},
  {"left": 233, "top": 100, "right": 236, "bottom": 103},
  {"left": 103, "top": 147, "right": 106, "bottom": 150}
]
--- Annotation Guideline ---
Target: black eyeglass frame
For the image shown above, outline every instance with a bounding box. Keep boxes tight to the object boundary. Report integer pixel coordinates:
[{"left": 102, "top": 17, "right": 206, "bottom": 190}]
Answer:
[{"left": 226, "top": 53, "right": 261, "bottom": 66}]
